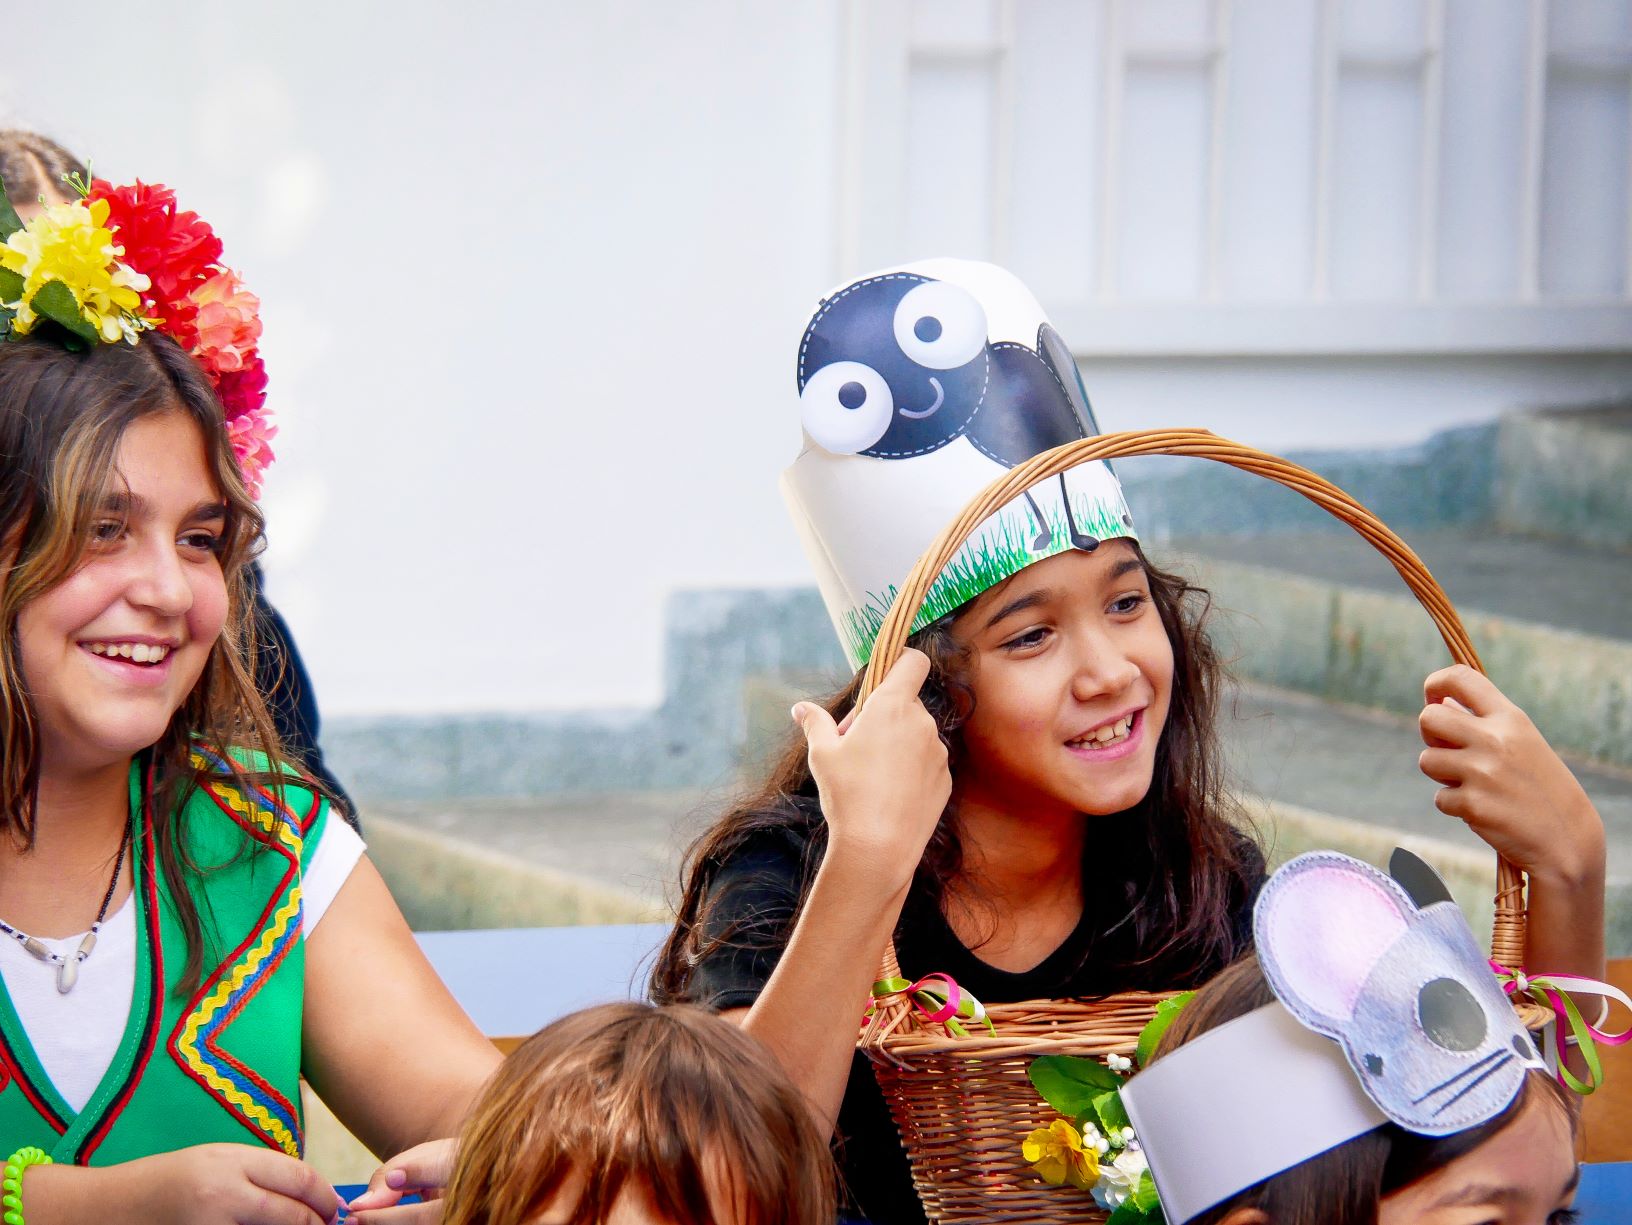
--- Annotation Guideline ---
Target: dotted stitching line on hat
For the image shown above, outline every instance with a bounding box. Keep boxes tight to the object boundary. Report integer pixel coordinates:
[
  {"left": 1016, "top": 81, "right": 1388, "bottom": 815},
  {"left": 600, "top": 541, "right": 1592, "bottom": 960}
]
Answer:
[{"left": 796, "top": 272, "right": 927, "bottom": 384}]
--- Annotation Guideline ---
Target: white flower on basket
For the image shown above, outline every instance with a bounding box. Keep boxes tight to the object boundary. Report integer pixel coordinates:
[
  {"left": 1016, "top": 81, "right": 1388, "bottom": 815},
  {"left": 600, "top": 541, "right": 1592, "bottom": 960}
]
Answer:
[
  {"left": 1091, "top": 1144, "right": 1150, "bottom": 1210},
  {"left": 1107, "top": 1052, "right": 1133, "bottom": 1073}
]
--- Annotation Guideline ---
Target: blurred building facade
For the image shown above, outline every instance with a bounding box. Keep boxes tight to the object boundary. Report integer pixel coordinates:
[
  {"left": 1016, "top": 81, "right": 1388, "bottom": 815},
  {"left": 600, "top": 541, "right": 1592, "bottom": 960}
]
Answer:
[{"left": 842, "top": 0, "right": 1632, "bottom": 442}]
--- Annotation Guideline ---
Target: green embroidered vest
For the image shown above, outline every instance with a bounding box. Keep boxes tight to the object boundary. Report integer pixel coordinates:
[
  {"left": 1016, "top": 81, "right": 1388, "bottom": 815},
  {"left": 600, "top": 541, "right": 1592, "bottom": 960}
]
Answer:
[{"left": 0, "top": 750, "right": 329, "bottom": 1164}]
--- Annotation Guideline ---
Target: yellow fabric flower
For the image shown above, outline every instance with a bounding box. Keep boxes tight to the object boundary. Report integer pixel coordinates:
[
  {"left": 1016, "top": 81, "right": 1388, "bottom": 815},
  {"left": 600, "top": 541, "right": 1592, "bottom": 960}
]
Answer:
[
  {"left": 1022, "top": 1118, "right": 1100, "bottom": 1190},
  {"left": 0, "top": 198, "right": 152, "bottom": 342}
]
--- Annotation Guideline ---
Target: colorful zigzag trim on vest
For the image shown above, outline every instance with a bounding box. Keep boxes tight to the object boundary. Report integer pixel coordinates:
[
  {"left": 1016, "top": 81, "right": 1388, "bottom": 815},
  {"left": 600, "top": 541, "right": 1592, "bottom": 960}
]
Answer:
[{"left": 169, "top": 750, "right": 305, "bottom": 1156}]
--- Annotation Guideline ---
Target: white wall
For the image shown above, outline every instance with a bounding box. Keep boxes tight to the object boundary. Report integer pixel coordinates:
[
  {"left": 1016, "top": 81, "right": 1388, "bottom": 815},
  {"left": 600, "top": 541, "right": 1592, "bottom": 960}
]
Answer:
[
  {"left": 2, "top": 1, "right": 843, "bottom": 714},
  {"left": 3, "top": 1, "right": 1629, "bottom": 715}
]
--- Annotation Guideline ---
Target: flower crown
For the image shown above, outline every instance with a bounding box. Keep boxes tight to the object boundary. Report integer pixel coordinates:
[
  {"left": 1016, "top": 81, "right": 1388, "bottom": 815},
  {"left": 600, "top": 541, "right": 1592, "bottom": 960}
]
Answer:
[{"left": 0, "top": 175, "right": 275, "bottom": 497}]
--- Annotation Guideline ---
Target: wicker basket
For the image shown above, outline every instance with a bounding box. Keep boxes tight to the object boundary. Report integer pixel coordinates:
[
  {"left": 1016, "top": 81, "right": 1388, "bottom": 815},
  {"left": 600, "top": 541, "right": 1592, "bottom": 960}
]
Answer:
[{"left": 853, "top": 430, "right": 1547, "bottom": 1224}]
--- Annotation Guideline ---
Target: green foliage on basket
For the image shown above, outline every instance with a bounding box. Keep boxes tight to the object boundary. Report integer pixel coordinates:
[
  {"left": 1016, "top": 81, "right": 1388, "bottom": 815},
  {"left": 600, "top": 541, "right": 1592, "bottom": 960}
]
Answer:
[
  {"left": 1135, "top": 991, "right": 1196, "bottom": 1068},
  {"left": 1020, "top": 997, "right": 1194, "bottom": 1223}
]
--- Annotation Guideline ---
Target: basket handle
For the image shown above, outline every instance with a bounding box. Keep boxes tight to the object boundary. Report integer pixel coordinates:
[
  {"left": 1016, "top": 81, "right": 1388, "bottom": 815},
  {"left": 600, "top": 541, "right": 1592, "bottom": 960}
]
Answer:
[{"left": 857, "top": 429, "right": 1526, "bottom": 983}]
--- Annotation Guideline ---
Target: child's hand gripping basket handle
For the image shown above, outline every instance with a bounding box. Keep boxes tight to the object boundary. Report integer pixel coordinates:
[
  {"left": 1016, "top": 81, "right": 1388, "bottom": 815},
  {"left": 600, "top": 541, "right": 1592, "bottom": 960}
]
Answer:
[{"left": 856, "top": 429, "right": 1538, "bottom": 1023}]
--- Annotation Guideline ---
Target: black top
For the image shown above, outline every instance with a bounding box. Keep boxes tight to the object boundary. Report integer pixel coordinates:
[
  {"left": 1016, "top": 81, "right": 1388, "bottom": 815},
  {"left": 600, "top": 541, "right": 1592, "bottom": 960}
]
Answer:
[
  {"left": 247, "top": 565, "right": 357, "bottom": 828},
  {"left": 685, "top": 800, "right": 1264, "bottom": 1225}
]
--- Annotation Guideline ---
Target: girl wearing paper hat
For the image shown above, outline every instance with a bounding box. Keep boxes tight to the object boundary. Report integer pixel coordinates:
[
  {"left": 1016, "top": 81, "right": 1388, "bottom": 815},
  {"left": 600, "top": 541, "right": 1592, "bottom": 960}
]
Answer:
[
  {"left": 651, "top": 259, "right": 1606, "bottom": 1224},
  {"left": 1122, "top": 849, "right": 1612, "bottom": 1225}
]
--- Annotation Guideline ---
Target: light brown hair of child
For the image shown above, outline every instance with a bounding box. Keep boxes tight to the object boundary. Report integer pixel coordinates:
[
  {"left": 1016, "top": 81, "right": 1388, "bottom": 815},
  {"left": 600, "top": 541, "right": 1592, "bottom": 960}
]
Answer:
[{"left": 442, "top": 1001, "right": 838, "bottom": 1225}]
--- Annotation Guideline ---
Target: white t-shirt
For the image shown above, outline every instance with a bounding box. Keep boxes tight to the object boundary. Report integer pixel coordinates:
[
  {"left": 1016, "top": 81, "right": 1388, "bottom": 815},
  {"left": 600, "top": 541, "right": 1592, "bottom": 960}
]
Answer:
[{"left": 0, "top": 816, "right": 366, "bottom": 1112}]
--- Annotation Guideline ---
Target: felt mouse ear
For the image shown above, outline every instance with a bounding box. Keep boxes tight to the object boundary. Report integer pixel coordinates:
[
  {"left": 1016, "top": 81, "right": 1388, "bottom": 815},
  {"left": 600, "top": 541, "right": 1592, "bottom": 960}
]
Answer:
[
  {"left": 1389, "top": 846, "right": 1455, "bottom": 909},
  {"left": 1254, "top": 852, "right": 1415, "bottom": 1034}
]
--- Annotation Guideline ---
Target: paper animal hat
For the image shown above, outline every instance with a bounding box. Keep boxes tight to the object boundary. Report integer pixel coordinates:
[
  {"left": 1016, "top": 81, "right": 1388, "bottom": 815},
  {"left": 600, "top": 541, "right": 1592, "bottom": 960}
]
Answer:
[
  {"left": 1120, "top": 850, "right": 1546, "bottom": 1225},
  {"left": 780, "top": 258, "right": 1137, "bottom": 669}
]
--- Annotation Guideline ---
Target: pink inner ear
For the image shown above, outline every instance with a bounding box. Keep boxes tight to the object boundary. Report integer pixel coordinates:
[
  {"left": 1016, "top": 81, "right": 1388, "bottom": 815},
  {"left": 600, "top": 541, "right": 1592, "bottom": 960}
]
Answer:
[{"left": 1263, "top": 865, "right": 1410, "bottom": 1022}]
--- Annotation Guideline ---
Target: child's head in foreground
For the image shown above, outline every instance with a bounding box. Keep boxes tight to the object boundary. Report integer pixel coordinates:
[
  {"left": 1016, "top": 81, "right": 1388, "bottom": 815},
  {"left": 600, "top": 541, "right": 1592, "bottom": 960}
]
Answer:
[
  {"left": 443, "top": 1001, "right": 836, "bottom": 1225},
  {"left": 1146, "top": 952, "right": 1578, "bottom": 1225}
]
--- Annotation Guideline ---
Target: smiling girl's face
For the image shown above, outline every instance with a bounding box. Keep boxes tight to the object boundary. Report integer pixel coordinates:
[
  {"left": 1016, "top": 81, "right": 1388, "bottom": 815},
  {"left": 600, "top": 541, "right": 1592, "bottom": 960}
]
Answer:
[
  {"left": 17, "top": 410, "right": 229, "bottom": 777},
  {"left": 950, "top": 540, "right": 1173, "bottom": 820}
]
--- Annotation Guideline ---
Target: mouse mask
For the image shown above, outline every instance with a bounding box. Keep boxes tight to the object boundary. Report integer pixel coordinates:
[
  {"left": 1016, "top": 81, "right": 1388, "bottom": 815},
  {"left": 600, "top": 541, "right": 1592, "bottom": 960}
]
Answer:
[
  {"left": 780, "top": 258, "right": 1137, "bottom": 670},
  {"left": 1120, "top": 849, "right": 1548, "bottom": 1225}
]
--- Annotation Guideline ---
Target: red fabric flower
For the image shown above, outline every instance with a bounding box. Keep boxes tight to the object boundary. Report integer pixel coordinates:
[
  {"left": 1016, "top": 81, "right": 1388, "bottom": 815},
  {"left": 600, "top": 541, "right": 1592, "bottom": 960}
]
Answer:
[
  {"left": 213, "top": 351, "right": 268, "bottom": 422},
  {"left": 87, "top": 179, "right": 222, "bottom": 351},
  {"left": 83, "top": 178, "right": 276, "bottom": 497}
]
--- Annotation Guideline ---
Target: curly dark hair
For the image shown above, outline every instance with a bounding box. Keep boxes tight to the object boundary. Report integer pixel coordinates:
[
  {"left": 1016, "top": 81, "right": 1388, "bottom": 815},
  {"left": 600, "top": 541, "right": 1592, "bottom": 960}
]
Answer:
[{"left": 651, "top": 544, "right": 1263, "bottom": 1003}]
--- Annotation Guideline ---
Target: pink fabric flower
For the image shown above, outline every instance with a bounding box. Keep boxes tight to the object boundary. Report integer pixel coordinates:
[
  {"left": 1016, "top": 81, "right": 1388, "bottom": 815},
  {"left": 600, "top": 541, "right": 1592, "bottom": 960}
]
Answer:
[
  {"left": 227, "top": 404, "right": 278, "bottom": 499},
  {"left": 190, "top": 269, "right": 262, "bottom": 376},
  {"left": 213, "top": 351, "right": 269, "bottom": 421}
]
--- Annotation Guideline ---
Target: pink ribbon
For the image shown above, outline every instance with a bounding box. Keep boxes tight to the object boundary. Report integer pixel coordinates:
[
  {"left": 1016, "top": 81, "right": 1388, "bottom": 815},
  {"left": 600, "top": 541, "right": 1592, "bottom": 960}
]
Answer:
[
  {"left": 1491, "top": 959, "right": 1632, "bottom": 1093},
  {"left": 864, "top": 971, "right": 994, "bottom": 1038}
]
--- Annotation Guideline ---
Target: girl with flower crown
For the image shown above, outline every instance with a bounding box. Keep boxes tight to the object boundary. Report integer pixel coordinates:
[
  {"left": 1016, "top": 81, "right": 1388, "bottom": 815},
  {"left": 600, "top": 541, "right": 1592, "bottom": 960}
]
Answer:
[
  {"left": 643, "top": 259, "right": 1609, "bottom": 1224},
  {"left": 0, "top": 176, "right": 500, "bottom": 1223},
  {"left": 0, "top": 130, "right": 357, "bottom": 823}
]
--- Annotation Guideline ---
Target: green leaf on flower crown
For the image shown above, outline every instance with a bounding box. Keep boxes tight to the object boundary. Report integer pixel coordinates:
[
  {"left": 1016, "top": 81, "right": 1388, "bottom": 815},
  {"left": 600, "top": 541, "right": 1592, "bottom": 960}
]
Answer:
[
  {"left": 1135, "top": 991, "right": 1196, "bottom": 1068},
  {"left": 0, "top": 180, "right": 22, "bottom": 243},
  {"left": 1090, "top": 1088, "right": 1132, "bottom": 1139},
  {"left": 1105, "top": 1202, "right": 1143, "bottom": 1225},
  {"left": 1028, "top": 1055, "right": 1124, "bottom": 1118},
  {"left": 0, "top": 266, "right": 23, "bottom": 304},
  {"left": 30, "top": 279, "right": 98, "bottom": 345}
]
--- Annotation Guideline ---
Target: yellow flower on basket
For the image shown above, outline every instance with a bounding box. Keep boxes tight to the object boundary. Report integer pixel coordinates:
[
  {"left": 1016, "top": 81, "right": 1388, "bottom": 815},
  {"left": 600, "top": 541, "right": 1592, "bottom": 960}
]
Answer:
[
  {"left": 1022, "top": 1118, "right": 1100, "bottom": 1190},
  {"left": 0, "top": 198, "right": 152, "bottom": 342}
]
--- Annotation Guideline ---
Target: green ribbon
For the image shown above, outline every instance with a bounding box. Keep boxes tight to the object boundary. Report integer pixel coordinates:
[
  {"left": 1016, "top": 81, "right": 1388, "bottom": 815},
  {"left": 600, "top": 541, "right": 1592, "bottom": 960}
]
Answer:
[
  {"left": 868, "top": 972, "right": 996, "bottom": 1038},
  {"left": 1492, "top": 960, "right": 1631, "bottom": 1095}
]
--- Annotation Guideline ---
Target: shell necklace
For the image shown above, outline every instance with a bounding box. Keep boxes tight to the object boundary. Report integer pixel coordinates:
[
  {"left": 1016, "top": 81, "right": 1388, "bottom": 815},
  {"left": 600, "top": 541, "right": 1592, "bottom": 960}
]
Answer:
[{"left": 0, "top": 827, "right": 130, "bottom": 994}]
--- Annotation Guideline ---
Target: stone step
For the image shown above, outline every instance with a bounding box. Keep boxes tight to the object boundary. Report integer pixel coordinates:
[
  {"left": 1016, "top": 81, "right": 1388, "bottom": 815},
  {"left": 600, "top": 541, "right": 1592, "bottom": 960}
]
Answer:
[
  {"left": 1158, "top": 529, "right": 1632, "bottom": 770},
  {"left": 1224, "top": 684, "right": 1632, "bottom": 956},
  {"left": 1118, "top": 404, "right": 1632, "bottom": 549},
  {"left": 1161, "top": 528, "right": 1631, "bottom": 645},
  {"left": 1496, "top": 404, "right": 1632, "bottom": 551},
  {"left": 361, "top": 789, "right": 714, "bottom": 929}
]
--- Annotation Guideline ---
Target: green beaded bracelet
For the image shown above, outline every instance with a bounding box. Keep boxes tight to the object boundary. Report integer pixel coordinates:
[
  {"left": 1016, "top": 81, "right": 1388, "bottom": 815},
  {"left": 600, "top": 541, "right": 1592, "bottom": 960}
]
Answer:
[{"left": 2, "top": 1146, "right": 52, "bottom": 1225}]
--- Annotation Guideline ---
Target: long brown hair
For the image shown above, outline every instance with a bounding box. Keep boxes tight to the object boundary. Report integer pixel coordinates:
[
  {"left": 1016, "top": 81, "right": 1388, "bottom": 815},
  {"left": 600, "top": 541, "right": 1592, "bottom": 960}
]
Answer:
[
  {"left": 0, "top": 332, "right": 286, "bottom": 995},
  {"left": 443, "top": 1002, "right": 838, "bottom": 1225},
  {"left": 651, "top": 547, "right": 1262, "bottom": 1003},
  {"left": 1150, "top": 953, "right": 1577, "bottom": 1225}
]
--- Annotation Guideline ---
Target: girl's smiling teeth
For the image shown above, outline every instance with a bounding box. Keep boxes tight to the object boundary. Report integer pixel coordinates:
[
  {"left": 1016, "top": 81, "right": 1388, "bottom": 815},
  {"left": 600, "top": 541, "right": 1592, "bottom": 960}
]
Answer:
[
  {"left": 82, "top": 641, "right": 173, "bottom": 665},
  {"left": 1066, "top": 711, "right": 1138, "bottom": 750}
]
